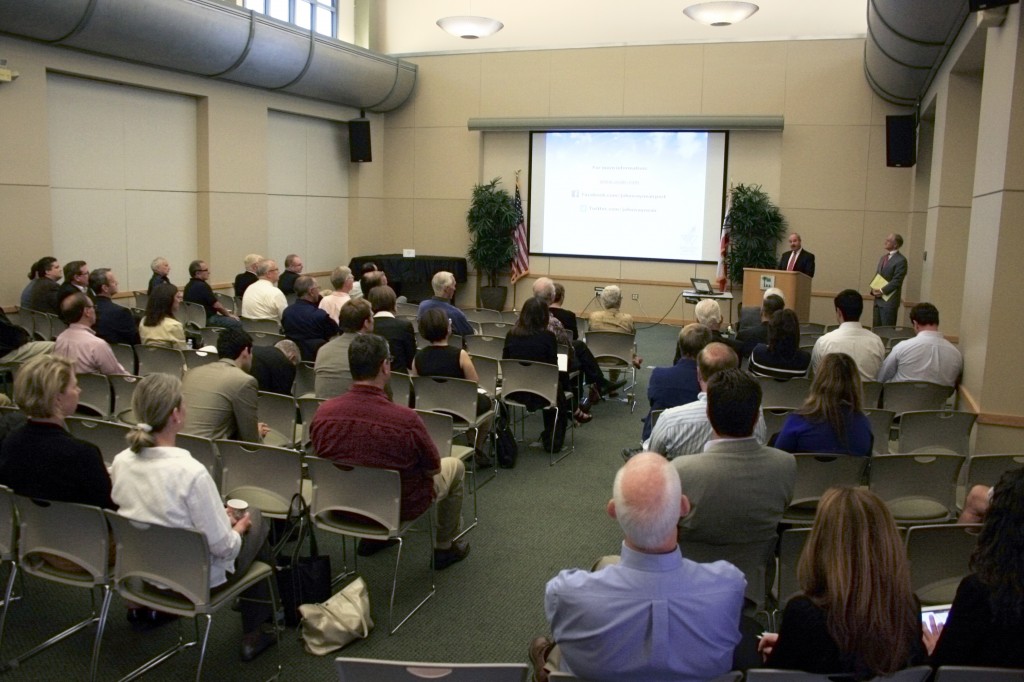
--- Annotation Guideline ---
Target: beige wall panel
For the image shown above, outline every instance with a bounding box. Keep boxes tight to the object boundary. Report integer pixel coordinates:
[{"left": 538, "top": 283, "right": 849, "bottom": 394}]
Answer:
[
  {"left": 50, "top": 188, "right": 128, "bottom": 280},
  {"left": 267, "top": 195, "right": 308, "bottom": 265},
  {"left": 481, "top": 133, "right": 529, "bottom": 189},
  {"left": 382, "top": 198, "right": 416, "bottom": 253},
  {"left": 0, "top": 185, "right": 52, "bottom": 300},
  {"left": 414, "top": 128, "right": 481, "bottom": 200},
  {"left": 810, "top": 296, "right": 839, "bottom": 326},
  {"left": 206, "top": 192, "right": 268, "bottom": 285},
  {"left": 972, "top": 12, "right": 1021, "bottom": 197},
  {"left": 702, "top": 42, "right": 786, "bottom": 116},
  {"left": 47, "top": 75, "right": 125, "bottom": 191},
  {"left": 413, "top": 199, "right": 469, "bottom": 256},
  {"left": 931, "top": 73, "right": 982, "bottom": 209},
  {"left": 865, "top": 125, "right": 914, "bottom": 212},
  {"left": 480, "top": 52, "right": 552, "bottom": 118},
  {"left": 779, "top": 125, "right": 869, "bottom": 211},
  {"left": 922, "top": 205, "right": 970, "bottom": 334},
  {"left": 384, "top": 127, "right": 417, "bottom": 199},
  {"left": 204, "top": 95, "right": 268, "bottom": 194},
  {"left": 784, "top": 40, "right": 872, "bottom": 126},
  {"left": 549, "top": 48, "right": 626, "bottom": 117},
  {"left": 305, "top": 196, "right": 349, "bottom": 271},
  {"left": 727, "top": 132, "right": 783, "bottom": 199},
  {"left": 411, "top": 54, "right": 482, "bottom": 128},
  {"left": 0, "top": 41, "right": 49, "bottom": 186},
  {"left": 871, "top": 91, "right": 915, "bottom": 127},
  {"left": 268, "top": 113, "right": 312, "bottom": 197},
  {"left": 782, "top": 208, "right": 864, "bottom": 295},
  {"left": 902, "top": 210, "right": 925, "bottom": 304},
  {"left": 544, "top": 257, "right": 608, "bottom": 279},
  {"left": 623, "top": 45, "right": 703, "bottom": 116},
  {"left": 123, "top": 86, "right": 198, "bottom": 192},
  {"left": 974, "top": 424, "right": 1024, "bottom": 455},
  {"left": 124, "top": 190, "right": 198, "bottom": 292},
  {"left": 347, "top": 198, "right": 385, "bottom": 257},
  {"left": 620, "top": 260, "right": 700, "bottom": 285},
  {"left": 305, "top": 119, "right": 350, "bottom": 199}
]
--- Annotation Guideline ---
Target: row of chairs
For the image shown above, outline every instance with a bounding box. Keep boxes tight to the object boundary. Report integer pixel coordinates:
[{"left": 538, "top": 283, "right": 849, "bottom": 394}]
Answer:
[{"left": 758, "top": 376, "right": 955, "bottom": 414}]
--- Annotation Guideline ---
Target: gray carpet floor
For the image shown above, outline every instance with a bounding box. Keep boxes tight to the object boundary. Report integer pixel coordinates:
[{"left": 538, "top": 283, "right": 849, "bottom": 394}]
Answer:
[{"left": 0, "top": 323, "right": 681, "bottom": 681}]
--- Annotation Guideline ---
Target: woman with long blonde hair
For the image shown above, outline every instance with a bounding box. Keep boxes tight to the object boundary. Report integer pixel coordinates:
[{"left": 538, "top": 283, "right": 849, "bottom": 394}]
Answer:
[{"left": 759, "top": 487, "right": 924, "bottom": 678}]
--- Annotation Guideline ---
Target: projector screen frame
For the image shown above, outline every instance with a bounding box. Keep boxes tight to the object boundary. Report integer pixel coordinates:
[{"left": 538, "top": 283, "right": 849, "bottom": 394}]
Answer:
[{"left": 526, "top": 128, "right": 731, "bottom": 265}]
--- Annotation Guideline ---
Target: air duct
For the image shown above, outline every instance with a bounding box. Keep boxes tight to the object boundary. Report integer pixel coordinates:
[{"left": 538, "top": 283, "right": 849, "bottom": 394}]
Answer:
[{"left": 0, "top": 0, "right": 416, "bottom": 113}]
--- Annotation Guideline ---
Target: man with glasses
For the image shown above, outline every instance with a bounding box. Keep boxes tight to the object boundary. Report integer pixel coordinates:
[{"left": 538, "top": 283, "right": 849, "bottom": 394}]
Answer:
[
  {"left": 54, "top": 292, "right": 127, "bottom": 375},
  {"left": 310, "top": 333, "right": 470, "bottom": 567},
  {"left": 240, "top": 258, "right": 288, "bottom": 322},
  {"left": 281, "top": 275, "right": 339, "bottom": 361},
  {"left": 58, "top": 260, "right": 92, "bottom": 304},
  {"left": 183, "top": 259, "right": 242, "bottom": 330}
]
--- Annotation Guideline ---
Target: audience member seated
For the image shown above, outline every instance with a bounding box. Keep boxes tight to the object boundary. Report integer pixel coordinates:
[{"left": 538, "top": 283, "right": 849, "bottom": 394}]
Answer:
[
  {"left": 925, "top": 467, "right": 1024, "bottom": 669},
  {"left": 278, "top": 253, "right": 303, "bottom": 297},
  {"left": 26, "top": 256, "right": 62, "bottom": 316},
  {"left": 281, "top": 275, "right": 339, "bottom": 361},
  {"left": 530, "top": 453, "right": 745, "bottom": 682},
  {"left": 20, "top": 258, "right": 43, "bottom": 309},
  {"left": 139, "top": 283, "right": 187, "bottom": 350},
  {"left": 250, "top": 339, "right": 299, "bottom": 395},
  {"left": 0, "top": 354, "right": 114, "bottom": 510},
  {"left": 811, "top": 289, "right": 884, "bottom": 381},
  {"left": 314, "top": 298, "right": 373, "bottom": 399},
  {"left": 240, "top": 259, "right": 287, "bottom": 323},
  {"left": 774, "top": 353, "right": 872, "bottom": 455},
  {"left": 503, "top": 298, "right": 574, "bottom": 452},
  {"left": 548, "top": 282, "right": 578, "bottom": 339},
  {"left": 359, "top": 270, "right": 388, "bottom": 301},
  {"left": 181, "top": 328, "right": 267, "bottom": 443},
  {"left": 877, "top": 302, "right": 962, "bottom": 387},
  {"left": 643, "top": 323, "right": 711, "bottom": 441},
  {"left": 319, "top": 266, "right": 354, "bottom": 324},
  {"left": 736, "top": 286, "right": 785, "bottom": 334},
  {"left": 688, "top": 298, "right": 740, "bottom": 362},
  {"left": 369, "top": 285, "right": 416, "bottom": 374},
  {"left": 0, "top": 310, "right": 54, "bottom": 365},
  {"left": 588, "top": 285, "right": 635, "bottom": 335},
  {"left": 183, "top": 259, "right": 241, "bottom": 330},
  {"left": 349, "top": 261, "right": 377, "bottom": 300},
  {"left": 57, "top": 260, "right": 91, "bottom": 303},
  {"left": 418, "top": 271, "right": 474, "bottom": 337},
  {"left": 146, "top": 256, "right": 172, "bottom": 295},
  {"left": 110, "top": 374, "right": 276, "bottom": 658},
  {"left": 412, "top": 308, "right": 493, "bottom": 461},
  {"left": 90, "top": 268, "right": 140, "bottom": 346},
  {"left": 759, "top": 487, "right": 924, "bottom": 677},
  {"left": 736, "top": 293, "right": 785, "bottom": 360},
  {"left": 646, "top": 343, "right": 766, "bottom": 458},
  {"left": 310, "top": 333, "right": 469, "bottom": 567},
  {"left": 672, "top": 369, "right": 795, "bottom": 609},
  {"left": 55, "top": 292, "right": 127, "bottom": 375},
  {"left": 750, "top": 309, "right": 811, "bottom": 379},
  {"left": 234, "top": 253, "right": 262, "bottom": 299}
]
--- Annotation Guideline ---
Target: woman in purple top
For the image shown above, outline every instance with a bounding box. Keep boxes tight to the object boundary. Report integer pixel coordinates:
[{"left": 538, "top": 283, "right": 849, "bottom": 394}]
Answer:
[{"left": 774, "top": 353, "right": 872, "bottom": 456}]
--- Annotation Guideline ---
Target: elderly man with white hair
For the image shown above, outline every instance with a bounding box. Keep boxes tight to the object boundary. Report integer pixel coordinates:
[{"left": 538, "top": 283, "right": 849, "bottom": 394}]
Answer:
[
  {"left": 417, "top": 271, "right": 474, "bottom": 336},
  {"left": 689, "top": 298, "right": 741, "bottom": 361},
  {"left": 146, "top": 256, "right": 172, "bottom": 295},
  {"left": 234, "top": 253, "right": 262, "bottom": 298},
  {"left": 319, "top": 266, "right": 354, "bottom": 324},
  {"left": 530, "top": 452, "right": 745, "bottom": 682},
  {"left": 240, "top": 259, "right": 288, "bottom": 322},
  {"left": 587, "top": 284, "right": 643, "bottom": 371}
]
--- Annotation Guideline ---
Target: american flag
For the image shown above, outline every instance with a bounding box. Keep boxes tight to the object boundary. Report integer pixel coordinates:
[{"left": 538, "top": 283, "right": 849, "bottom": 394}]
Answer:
[
  {"left": 510, "top": 171, "right": 530, "bottom": 283},
  {"left": 715, "top": 190, "right": 732, "bottom": 292}
]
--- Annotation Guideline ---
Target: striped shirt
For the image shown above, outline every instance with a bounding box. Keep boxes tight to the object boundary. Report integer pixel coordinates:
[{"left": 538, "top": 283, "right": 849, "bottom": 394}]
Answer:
[{"left": 645, "top": 393, "right": 767, "bottom": 459}]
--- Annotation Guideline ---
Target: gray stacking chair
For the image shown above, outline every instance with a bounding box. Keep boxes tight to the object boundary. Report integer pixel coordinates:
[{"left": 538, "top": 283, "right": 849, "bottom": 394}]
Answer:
[
  {"left": 882, "top": 381, "right": 954, "bottom": 415},
  {"left": 65, "top": 416, "right": 132, "bottom": 468},
  {"left": 136, "top": 345, "right": 186, "bottom": 379},
  {"left": 389, "top": 371, "right": 412, "bottom": 409},
  {"left": 217, "top": 440, "right": 304, "bottom": 519},
  {"left": 965, "top": 453, "right": 1024, "bottom": 491},
  {"left": 499, "top": 359, "right": 572, "bottom": 465},
  {"left": 240, "top": 317, "right": 280, "bottom": 335},
  {"left": 176, "top": 432, "right": 222, "bottom": 492},
  {"left": 783, "top": 454, "right": 869, "bottom": 524},
  {"left": 864, "top": 408, "right": 895, "bottom": 454},
  {"left": 934, "top": 667, "right": 1024, "bottom": 681},
  {"left": 337, "top": 658, "right": 529, "bottom": 682},
  {"left": 757, "top": 376, "right": 811, "bottom": 410},
  {"left": 747, "top": 669, "right": 931, "bottom": 681},
  {"left": 463, "top": 334, "right": 505, "bottom": 360},
  {"left": 257, "top": 390, "right": 299, "bottom": 448},
  {"left": 479, "top": 321, "right": 513, "bottom": 338},
  {"left": 896, "top": 410, "right": 977, "bottom": 455},
  {"left": 905, "top": 523, "right": 981, "bottom": 606},
  {"left": 416, "top": 409, "right": 481, "bottom": 531},
  {"left": 463, "top": 308, "right": 503, "bottom": 325},
  {"left": 75, "top": 372, "right": 112, "bottom": 419},
  {"left": 869, "top": 453, "right": 966, "bottom": 524}
]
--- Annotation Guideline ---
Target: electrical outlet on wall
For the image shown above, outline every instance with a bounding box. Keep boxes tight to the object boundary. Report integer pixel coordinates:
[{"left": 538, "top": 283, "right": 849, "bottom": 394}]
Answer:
[
  {"left": 594, "top": 287, "right": 604, "bottom": 296},
  {"left": 631, "top": 293, "right": 639, "bottom": 301}
]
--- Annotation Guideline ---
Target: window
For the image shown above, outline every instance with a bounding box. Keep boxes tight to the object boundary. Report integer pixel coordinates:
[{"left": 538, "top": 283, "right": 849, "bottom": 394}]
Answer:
[{"left": 244, "top": 0, "right": 337, "bottom": 38}]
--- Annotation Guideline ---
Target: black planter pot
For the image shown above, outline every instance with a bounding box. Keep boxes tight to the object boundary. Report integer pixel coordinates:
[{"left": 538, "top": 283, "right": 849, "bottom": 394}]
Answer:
[{"left": 479, "top": 285, "right": 507, "bottom": 311}]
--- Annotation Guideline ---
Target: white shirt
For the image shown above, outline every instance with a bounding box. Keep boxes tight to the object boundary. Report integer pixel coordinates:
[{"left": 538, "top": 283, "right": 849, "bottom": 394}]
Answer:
[
  {"left": 241, "top": 278, "right": 287, "bottom": 322},
  {"left": 318, "top": 291, "right": 351, "bottom": 324},
  {"left": 810, "top": 321, "right": 885, "bottom": 381},
  {"left": 110, "top": 445, "right": 241, "bottom": 587},
  {"left": 877, "top": 330, "right": 962, "bottom": 386},
  {"left": 645, "top": 393, "right": 767, "bottom": 459}
]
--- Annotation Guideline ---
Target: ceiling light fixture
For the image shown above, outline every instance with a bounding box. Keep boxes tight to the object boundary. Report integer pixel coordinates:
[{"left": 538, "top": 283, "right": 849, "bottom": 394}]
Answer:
[
  {"left": 683, "top": 1, "right": 759, "bottom": 27},
  {"left": 436, "top": 15, "right": 504, "bottom": 39}
]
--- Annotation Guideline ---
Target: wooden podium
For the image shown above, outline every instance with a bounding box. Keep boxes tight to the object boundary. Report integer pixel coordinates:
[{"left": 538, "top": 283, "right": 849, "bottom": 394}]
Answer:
[{"left": 742, "top": 269, "right": 812, "bottom": 322}]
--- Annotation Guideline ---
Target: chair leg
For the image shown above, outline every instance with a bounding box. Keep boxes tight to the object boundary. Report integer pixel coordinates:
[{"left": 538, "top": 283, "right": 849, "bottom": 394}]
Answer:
[
  {"left": 193, "top": 614, "right": 213, "bottom": 682},
  {"left": 6, "top": 587, "right": 105, "bottom": 672},
  {"left": 0, "top": 562, "right": 18, "bottom": 658},
  {"left": 88, "top": 585, "right": 113, "bottom": 682},
  {"left": 387, "top": 512, "right": 436, "bottom": 635},
  {"left": 118, "top": 620, "right": 197, "bottom": 681},
  {"left": 548, "top": 407, "right": 572, "bottom": 466}
]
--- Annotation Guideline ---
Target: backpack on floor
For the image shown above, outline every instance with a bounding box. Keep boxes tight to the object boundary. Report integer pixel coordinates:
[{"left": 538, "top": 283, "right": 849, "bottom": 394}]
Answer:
[{"left": 494, "top": 402, "right": 517, "bottom": 469}]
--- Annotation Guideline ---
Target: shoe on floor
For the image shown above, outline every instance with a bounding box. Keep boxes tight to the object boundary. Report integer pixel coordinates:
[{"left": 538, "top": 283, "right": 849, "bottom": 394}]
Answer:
[
  {"left": 473, "top": 449, "right": 494, "bottom": 468},
  {"left": 357, "top": 538, "right": 399, "bottom": 556},
  {"left": 127, "top": 607, "right": 179, "bottom": 633},
  {"left": 433, "top": 540, "right": 470, "bottom": 570},
  {"left": 599, "top": 378, "right": 627, "bottom": 396},
  {"left": 529, "top": 636, "right": 555, "bottom": 682},
  {"left": 240, "top": 630, "right": 276, "bottom": 662}
]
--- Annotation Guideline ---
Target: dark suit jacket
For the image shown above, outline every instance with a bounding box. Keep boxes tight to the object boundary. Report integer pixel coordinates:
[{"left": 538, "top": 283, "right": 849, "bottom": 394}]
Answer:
[
  {"left": 27, "top": 278, "right": 61, "bottom": 316},
  {"left": 875, "top": 250, "right": 907, "bottom": 310},
  {"left": 234, "top": 271, "right": 257, "bottom": 298},
  {"left": 735, "top": 321, "right": 769, "bottom": 360},
  {"left": 372, "top": 315, "right": 417, "bottom": 374},
  {"left": 147, "top": 274, "right": 171, "bottom": 295},
  {"left": 58, "top": 282, "right": 92, "bottom": 304},
  {"left": 644, "top": 358, "right": 700, "bottom": 440},
  {"left": 250, "top": 345, "right": 296, "bottom": 395},
  {"left": 278, "top": 270, "right": 300, "bottom": 296},
  {"left": 549, "top": 307, "right": 579, "bottom": 340},
  {"left": 777, "top": 249, "right": 815, "bottom": 277},
  {"left": 94, "top": 295, "right": 141, "bottom": 346}
]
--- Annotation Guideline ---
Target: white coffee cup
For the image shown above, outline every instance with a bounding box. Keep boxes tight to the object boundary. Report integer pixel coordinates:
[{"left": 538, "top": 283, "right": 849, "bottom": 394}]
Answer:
[{"left": 226, "top": 498, "right": 249, "bottom": 522}]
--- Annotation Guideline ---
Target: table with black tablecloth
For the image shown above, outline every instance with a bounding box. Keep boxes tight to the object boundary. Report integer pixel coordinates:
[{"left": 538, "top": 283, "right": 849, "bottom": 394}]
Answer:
[{"left": 348, "top": 255, "right": 468, "bottom": 304}]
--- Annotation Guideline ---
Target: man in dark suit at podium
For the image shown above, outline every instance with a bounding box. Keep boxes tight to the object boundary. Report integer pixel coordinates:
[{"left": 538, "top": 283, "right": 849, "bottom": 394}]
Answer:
[{"left": 777, "top": 233, "right": 815, "bottom": 278}]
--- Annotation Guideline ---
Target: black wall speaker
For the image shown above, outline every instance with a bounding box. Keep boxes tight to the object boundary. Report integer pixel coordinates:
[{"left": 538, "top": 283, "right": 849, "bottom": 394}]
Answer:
[
  {"left": 886, "top": 115, "right": 916, "bottom": 168},
  {"left": 348, "top": 119, "right": 371, "bottom": 163}
]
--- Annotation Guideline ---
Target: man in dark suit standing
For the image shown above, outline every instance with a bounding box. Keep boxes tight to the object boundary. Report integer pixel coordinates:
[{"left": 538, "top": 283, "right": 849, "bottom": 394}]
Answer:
[
  {"left": 777, "top": 233, "right": 815, "bottom": 277},
  {"left": 870, "top": 233, "right": 907, "bottom": 327}
]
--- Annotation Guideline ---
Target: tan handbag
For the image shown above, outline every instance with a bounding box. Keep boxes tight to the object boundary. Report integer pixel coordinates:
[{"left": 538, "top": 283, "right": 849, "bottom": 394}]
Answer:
[{"left": 298, "top": 577, "right": 374, "bottom": 655}]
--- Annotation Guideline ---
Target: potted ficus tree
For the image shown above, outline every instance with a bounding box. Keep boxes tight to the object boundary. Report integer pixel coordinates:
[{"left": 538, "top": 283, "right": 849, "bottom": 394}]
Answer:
[
  {"left": 466, "top": 177, "right": 518, "bottom": 311},
  {"left": 726, "top": 183, "right": 788, "bottom": 287}
]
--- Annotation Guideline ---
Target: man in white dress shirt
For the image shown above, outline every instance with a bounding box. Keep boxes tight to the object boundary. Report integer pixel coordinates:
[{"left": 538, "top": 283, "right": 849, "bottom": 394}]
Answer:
[
  {"left": 240, "top": 259, "right": 287, "bottom": 323},
  {"left": 877, "top": 302, "right": 962, "bottom": 387},
  {"left": 810, "top": 289, "right": 885, "bottom": 381}
]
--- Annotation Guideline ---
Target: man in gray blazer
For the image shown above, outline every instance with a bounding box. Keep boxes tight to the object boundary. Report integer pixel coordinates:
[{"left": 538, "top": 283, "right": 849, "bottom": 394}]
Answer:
[
  {"left": 672, "top": 369, "right": 795, "bottom": 610},
  {"left": 871, "top": 233, "right": 908, "bottom": 327}
]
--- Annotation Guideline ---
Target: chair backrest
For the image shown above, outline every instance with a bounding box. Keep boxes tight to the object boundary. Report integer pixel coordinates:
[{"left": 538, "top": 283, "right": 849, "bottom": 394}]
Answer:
[
  {"left": 110, "top": 343, "right": 138, "bottom": 376},
  {"left": 109, "top": 374, "right": 143, "bottom": 424},
  {"left": 934, "top": 666, "right": 1024, "bottom": 681},
  {"left": 864, "top": 408, "right": 896, "bottom": 454},
  {"left": 896, "top": 410, "right": 977, "bottom": 455},
  {"left": 250, "top": 331, "right": 286, "bottom": 348},
  {"left": 747, "top": 668, "right": 931, "bottom": 682},
  {"left": 411, "top": 375, "right": 479, "bottom": 424},
  {"left": 65, "top": 416, "right": 133, "bottom": 467},
  {"left": 862, "top": 380, "right": 883, "bottom": 409},
  {"left": 298, "top": 396, "right": 326, "bottom": 449},
  {"left": 762, "top": 407, "right": 794, "bottom": 442},
  {"left": 868, "top": 453, "right": 966, "bottom": 522},
  {"left": 0, "top": 486, "right": 16, "bottom": 562},
  {"left": 798, "top": 332, "right": 822, "bottom": 347},
  {"left": 389, "top": 372, "right": 412, "bottom": 408},
  {"left": 136, "top": 345, "right": 185, "bottom": 379},
  {"left": 105, "top": 511, "right": 210, "bottom": 608},
  {"left": 217, "top": 440, "right": 303, "bottom": 516},
  {"left": 585, "top": 331, "right": 635, "bottom": 365},
  {"left": 873, "top": 325, "right": 916, "bottom": 342},
  {"left": 199, "top": 327, "right": 222, "bottom": 349},
  {"left": 415, "top": 409, "right": 454, "bottom": 458},
  {"left": 183, "top": 349, "right": 220, "bottom": 371},
  {"left": 336, "top": 657, "right": 529, "bottom": 682},
  {"left": 75, "top": 372, "right": 112, "bottom": 418},
  {"left": 777, "top": 527, "right": 811, "bottom": 609},
  {"left": 503, "top": 310, "right": 520, "bottom": 325},
  {"left": 463, "top": 334, "right": 505, "bottom": 360},
  {"left": 905, "top": 523, "right": 981, "bottom": 606},
  {"left": 470, "top": 355, "right": 499, "bottom": 399},
  {"left": 882, "top": 381, "right": 954, "bottom": 414},
  {"left": 966, "top": 454, "right": 1024, "bottom": 490},
  {"left": 181, "top": 301, "right": 207, "bottom": 329},
  {"left": 257, "top": 390, "right": 298, "bottom": 448},
  {"left": 15, "top": 496, "right": 110, "bottom": 586},
  {"left": 294, "top": 361, "right": 316, "bottom": 398},
  {"left": 176, "top": 432, "right": 222, "bottom": 491},
  {"left": 789, "top": 454, "right": 869, "bottom": 510},
  {"left": 304, "top": 457, "right": 401, "bottom": 534},
  {"left": 240, "top": 317, "right": 280, "bottom": 335},
  {"left": 478, "top": 322, "right": 513, "bottom": 338},
  {"left": 650, "top": 409, "right": 664, "bottom": 430},
  {"left": 799, "top": 323, "right": 824, "bottom": 334},
  {"left": 395, "top": 302, "right": 418, "bottom": 317},
  {"left": 463, "top": 308, "right": 503, "bottom": 325},
  {"left": 214, "top": 292, "right": 236, "bottom": 314},
  {"left": 499, "top": 359, "right": 559, "bottom": 407},
  {"left": 133, "top": 291, "right": 149, "bottom": 310},
  {"left": 757, "top": 376, "right": 811, "bottom": 410}
]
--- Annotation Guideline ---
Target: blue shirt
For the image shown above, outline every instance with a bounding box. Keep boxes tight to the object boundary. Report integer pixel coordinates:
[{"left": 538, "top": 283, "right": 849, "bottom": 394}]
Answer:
[
  {"left": 417, "top": 297, "right": 474, "bottom": 337},
  {"left": 644, "top": 358, "right": 700, "bottom": 440},
  {"left": 545, "top": 543, "right": 745, "bottom": 682},
  {"left": 774, "top": 410, "right": 872, "bottom": 456},
  {"left": 281, "top": 298, "right": 340, "bottom": 361}
]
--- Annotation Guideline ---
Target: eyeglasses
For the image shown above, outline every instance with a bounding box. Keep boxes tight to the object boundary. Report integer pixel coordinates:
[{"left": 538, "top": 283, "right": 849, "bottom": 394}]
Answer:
[{"left": 196, "top": 268, "right": 209, "bottom": 272}]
